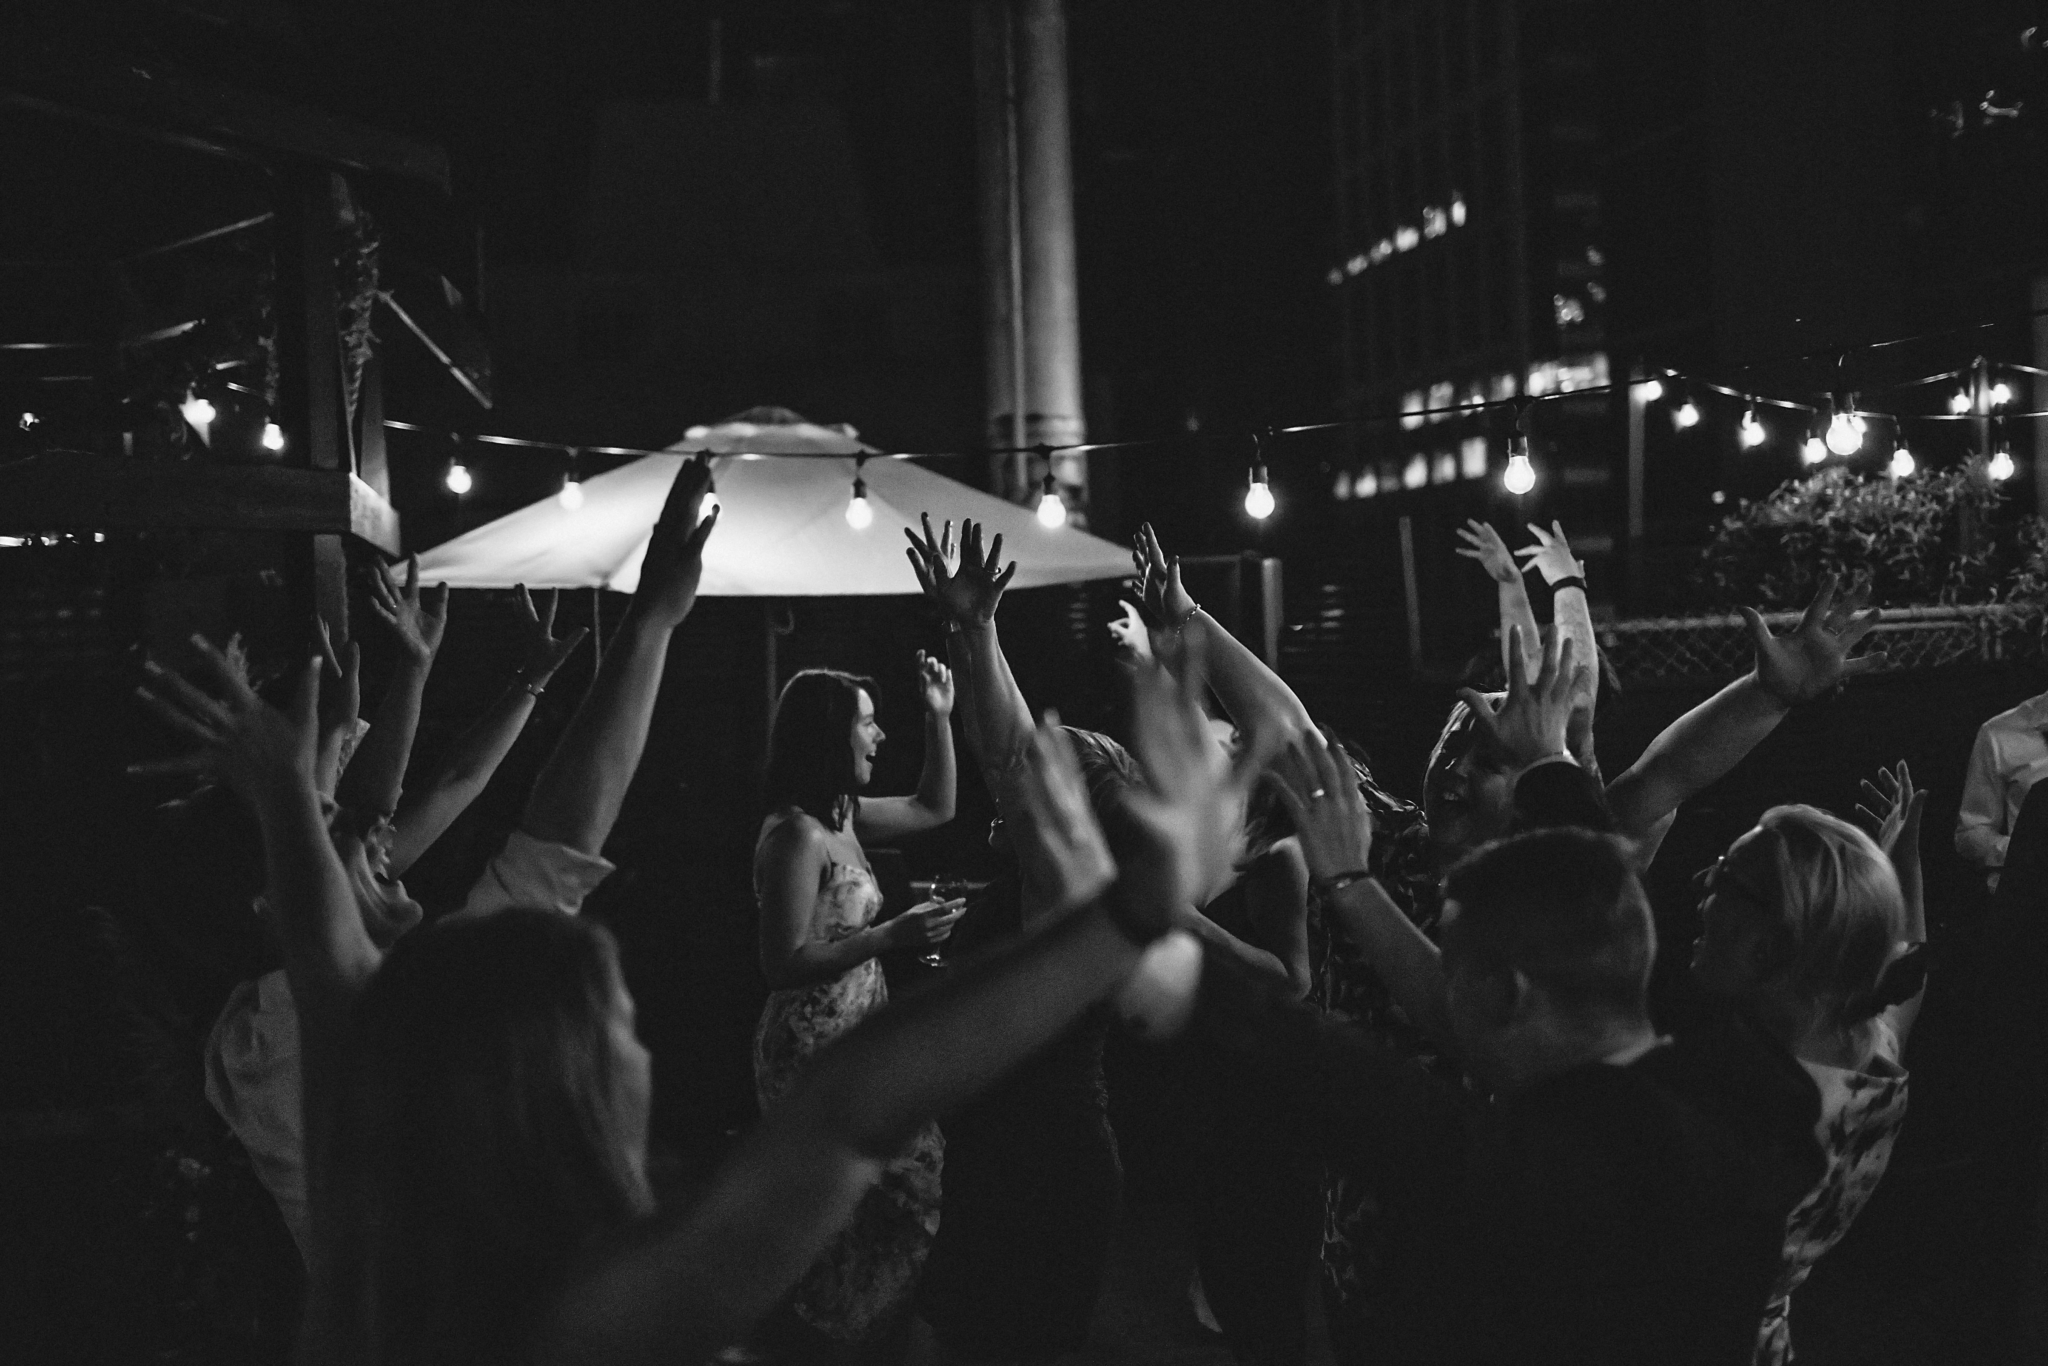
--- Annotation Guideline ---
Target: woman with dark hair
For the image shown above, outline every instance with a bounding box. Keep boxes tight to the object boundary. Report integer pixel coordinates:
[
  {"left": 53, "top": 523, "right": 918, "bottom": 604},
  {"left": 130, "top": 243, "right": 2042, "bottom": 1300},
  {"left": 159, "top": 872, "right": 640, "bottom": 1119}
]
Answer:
[{"left": 754, "top": 656, "right": 963, "bottom": 1348}]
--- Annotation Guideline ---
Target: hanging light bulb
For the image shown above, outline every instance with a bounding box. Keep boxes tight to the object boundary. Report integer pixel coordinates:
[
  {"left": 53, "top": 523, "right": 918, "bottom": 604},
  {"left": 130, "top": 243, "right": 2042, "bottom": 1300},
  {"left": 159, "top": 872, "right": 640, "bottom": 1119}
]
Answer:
[
  {"left": 445, "top": 461, "right": 473, "bottom": 495},
  {"left": 1990, "top": 445, "right": 2016, "bottom": 481},
  {"left": 558, "top": 476, "right": 584, "bottom": 510},
  {"left": 181, "top": 392, "right": 216, "bottom": 428},
  {"left": 1502, "top": 436, "right": 1536, "bottom": 496},
  {"left": 1991, "top": 381, "right": 2014, "bottom": 406},
  {"left": 18, "top": 412, "right": 39, "bottom": 431},
  {"left": 1673, "top": 399, "right": 1701, "bottom": 429},
  {"left": 1950, "top": 388, "right": 1973, "bottom": 415},
  {"left": 1825, "top": 398, "right": 1862, "bottom": 456},
  {"left": 260, "top": 420, "right": 286, "bottom": 451},
  {"left": 845, "top": 475, "right": 874, "bottom": 529},
  {"left": 1801, "top": 435, "right": 1828, "bottom": 465},
  {"left": 1738, "top": 407, "right": 1767, "bottom": 448},
  {"left": 1638, "top": 376, "right": 1665, "bottom": 403},
  {"left": 1243, "top": 464, "right": 1276, "bottom": 519},
  {"left": 1036, "top": 472, "right": 1068, "bottom": 528},
  {"left": 1889, "top": 444, "right": 1916, "bottom": 478},
  {"left": 702, "top": 487, "right": 719, "bottom": 516}
]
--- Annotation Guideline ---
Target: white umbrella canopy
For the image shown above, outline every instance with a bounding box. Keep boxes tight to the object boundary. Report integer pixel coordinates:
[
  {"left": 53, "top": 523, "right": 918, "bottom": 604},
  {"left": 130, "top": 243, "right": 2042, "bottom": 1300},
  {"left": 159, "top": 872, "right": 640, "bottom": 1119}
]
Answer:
[{"left": 414, "top": 411, "right": 1131, "bottom": 596}]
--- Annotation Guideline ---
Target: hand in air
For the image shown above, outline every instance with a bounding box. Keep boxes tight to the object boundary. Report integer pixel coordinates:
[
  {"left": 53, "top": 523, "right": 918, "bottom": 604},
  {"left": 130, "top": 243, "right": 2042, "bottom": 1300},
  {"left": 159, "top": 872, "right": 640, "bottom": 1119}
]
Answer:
[
  {"left": 368, "top": 556, "right": 450, "bottom": 667},
  {"left": 635, "top": 454, "right": 720, "bottom": 630},
  {"left": 513, "top": 585, "right": 590, "bottom": 691},
  {"left": 1013, "top": 714, "right": 1118, "bottom": 914},
  {"left": 1856, "top": 760, "right": 1926, "bottom": 861},
  {"left": 133, "top": 637, "right": 322, "bottom": 802},
  {"left": 904, "top": 515, "right": 1013, "bottom": 625},
  {"left": 1106, "top": 598, "right": 1154, "bottom": 666},
  {"left": 915, "top": 649, "right": 955, "bottom": 717},
  {"left": 1457, "top": 626, "right": 1587, "bottom": 771},
  {"left": 1515, "top": 520, "right": 1585, "bottom": 586},
  {"left": 1131, "top": 522, "right": 1196, "bottom": 627},
  {"left": 1270, "top": 728, "right": 1373, "bottom": 883},
  {"left": 1743, "top": 575, "right": 1884, "bottom": 706},
  {"left": 1454, "top": 519, "right": 1522, "bottom": 586},
  {"left": 312, "top": 619, "right": 362, "bottom": 792}
]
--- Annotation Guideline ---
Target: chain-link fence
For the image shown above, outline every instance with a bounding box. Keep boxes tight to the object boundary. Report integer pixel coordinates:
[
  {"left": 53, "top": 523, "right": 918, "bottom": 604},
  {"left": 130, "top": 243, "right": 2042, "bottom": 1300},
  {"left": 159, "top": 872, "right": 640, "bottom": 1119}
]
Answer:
[{"left": 1598, "top": 603, "right": 2047, "bottom": 686}]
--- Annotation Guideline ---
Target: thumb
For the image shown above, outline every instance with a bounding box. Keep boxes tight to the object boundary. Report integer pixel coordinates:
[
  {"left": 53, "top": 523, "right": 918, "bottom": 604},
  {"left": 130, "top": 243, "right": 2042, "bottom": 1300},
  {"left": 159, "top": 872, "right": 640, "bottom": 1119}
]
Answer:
[
  {"left": 1738, "top": 606, "right": 1773, "bottom": 654},
  {"left": 291, "top": 655, "right": 322, "bottom": 735}
]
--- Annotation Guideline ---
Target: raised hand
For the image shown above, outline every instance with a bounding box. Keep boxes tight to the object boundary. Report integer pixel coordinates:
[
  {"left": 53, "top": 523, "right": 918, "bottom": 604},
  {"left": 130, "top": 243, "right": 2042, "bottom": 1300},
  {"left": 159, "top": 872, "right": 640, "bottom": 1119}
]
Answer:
[
  {"left": 1270, "top": 728, "right": 1373, "bottom": 882},
  {"left": 1458, "top": 625, "right": 1586, "bottom": 771},
  {"left": 1106, "top": 598, "right": 1155, "bottom": 666},
  {"left": 635, "top": 455, "right": 720, "bottom": 630},
  {"left": 1131, "top": 523, "right": 1196, "bottom": 627},
  {"left": 1856, "top": 760, "right": 1926, "bottom": 859},
  {"left": 1454, "top": 519, "right": 1522, "bottom": 585},
  {"left": 513, "top": 585, "right": 591, "bottom": 691},
  {"left": 1742, "top": 575, "right": 1885, "bottom": 706},
  {"left": 367, "top": 556, "right": 450, "bottom": 667},
  {"left": 915, "top": 649, "right": 955, "bottom": 717},
  {"left": 905, "top": 516, "right": 1014, "bottom": 625},
  {"left": 313, "top": 618, "right": 362, "bottom": 793},
  {"left": 135, "top": 637, "right": 321, "bottom": 802},
  {"left": 1013, "top": 715, "right": 1118, "bottom": 914},
  {"left": 1515, "top": 520, "right": 1585, "bottom": 586}
]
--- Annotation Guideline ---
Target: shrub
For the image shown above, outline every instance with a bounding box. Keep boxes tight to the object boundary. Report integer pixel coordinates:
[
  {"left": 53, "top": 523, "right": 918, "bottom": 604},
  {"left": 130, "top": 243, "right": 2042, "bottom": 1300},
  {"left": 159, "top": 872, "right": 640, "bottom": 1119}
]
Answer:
[{"left": 1695, "top": 462, "right": 2048, "bottom": 610}]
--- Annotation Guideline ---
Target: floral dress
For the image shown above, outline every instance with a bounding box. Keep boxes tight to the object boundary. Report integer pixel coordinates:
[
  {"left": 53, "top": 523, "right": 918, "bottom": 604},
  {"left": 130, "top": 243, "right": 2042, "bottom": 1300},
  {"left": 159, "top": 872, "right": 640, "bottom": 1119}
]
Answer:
[
  {"left": 1754, "top": 1021, "right": 1909, "bottom": 1365},
  {"left": 754, "top": 848, "right": 945, "bottom": 1341}
]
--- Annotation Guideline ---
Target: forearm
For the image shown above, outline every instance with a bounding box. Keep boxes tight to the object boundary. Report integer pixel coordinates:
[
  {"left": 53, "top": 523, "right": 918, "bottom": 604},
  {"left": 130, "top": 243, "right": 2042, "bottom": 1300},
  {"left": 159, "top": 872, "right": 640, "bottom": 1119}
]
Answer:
[
  {"left": 944, "top": 630, "right": 986, "bottom": 766},
  {"left": 1185, "top": 607, "right": 1313, "bottom": 746},
  {"left": 1605, "top": 673, "right": 1788, "bottom": 838},
  {"left": 336, "top": 661, "right": 428, "bottom": 818},
  {"left": 1553, "top": 587, "right": 1597, "bottom": 713},
  {"left": 521, "top": 611, "right": 671, "bottom": 855},
  {"left": 913, "top": 712, "right": 957, "bottom": 821},
  {"left": 256, "top": 780, "right": 378, "bottom": 1034},
  {"left": 763, "top": 925, "right": 891, "bottom": 990},
  {"left": 388, "top": 684, "right": 538, "bottom": 875},
  {"left": 1497, "top": 581, "right": 1541, "bottom": 682},
  {"left": 1325, "top": 879, "right": 1454, "bottom": 1050},
  {"left": 961, "top": 621, "right": 1034, "bottom": 782},
  {"left": 1180, "top": 909, "right": 1295, "bottom": 990}
]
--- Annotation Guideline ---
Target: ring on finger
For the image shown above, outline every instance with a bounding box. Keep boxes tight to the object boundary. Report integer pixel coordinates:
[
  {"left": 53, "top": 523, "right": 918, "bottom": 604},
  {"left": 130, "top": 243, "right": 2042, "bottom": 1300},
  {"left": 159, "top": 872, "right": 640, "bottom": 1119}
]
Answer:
[{"left": 1309, "top": 787, "right": 1327, "bottom": 801}]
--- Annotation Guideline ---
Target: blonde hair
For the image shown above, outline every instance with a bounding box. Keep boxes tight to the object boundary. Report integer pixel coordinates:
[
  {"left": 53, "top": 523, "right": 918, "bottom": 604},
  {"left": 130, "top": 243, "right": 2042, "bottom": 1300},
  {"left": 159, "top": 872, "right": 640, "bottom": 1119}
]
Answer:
[{"left": 1751, "top": 805, "right": 1905, "bottom": 1021}]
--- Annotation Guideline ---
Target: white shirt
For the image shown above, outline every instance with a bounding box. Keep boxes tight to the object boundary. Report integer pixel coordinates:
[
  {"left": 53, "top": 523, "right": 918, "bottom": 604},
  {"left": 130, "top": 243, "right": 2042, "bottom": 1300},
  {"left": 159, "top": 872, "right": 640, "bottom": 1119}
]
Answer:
[
  {"left": 203, "top": 829, "right": 616, "bottom": 1258},
  {"left": 1955, "top": 693, "right": 2048, "bottom": 880}
]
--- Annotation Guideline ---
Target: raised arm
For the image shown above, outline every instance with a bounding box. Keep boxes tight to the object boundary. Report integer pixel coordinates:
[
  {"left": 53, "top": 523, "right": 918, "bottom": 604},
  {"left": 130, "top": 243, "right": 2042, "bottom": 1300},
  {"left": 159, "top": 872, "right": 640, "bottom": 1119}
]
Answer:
[
  {"left": 1954, "top": 723, "right": 2009, "bottom": 869},
  {"left": 535, "top": 659, "right": 1252, "bottom": 1366},
  {"left": 854, "top": 651, "right": 959, "bottom": 843},
  {"left": 1457, "top": 518, "right": 1542, "bottom": 684},
  {"left": 1604, "top": 577, "right": 1883, "bottom": 859},
  {"left": 1134, "top": 523, "right": 1313, "bottom": 748},
  {"left": 336, "top": 557, "right": 448, "bottom": 821},
  {"left": 1515, "top": 521, "right": 1599, "bottom": 764},
  {"left": 387, "top": 587, "right": 588, "bottom": 876},
  {"left": 1856, "top": 761, "right": 1930, "bottom": 1045},
  {"left": 518, "top": 457, "right": 717, "bottom": 856},
  {"left": 906, "top": 516, "right": 1033, "bottom": 804}
]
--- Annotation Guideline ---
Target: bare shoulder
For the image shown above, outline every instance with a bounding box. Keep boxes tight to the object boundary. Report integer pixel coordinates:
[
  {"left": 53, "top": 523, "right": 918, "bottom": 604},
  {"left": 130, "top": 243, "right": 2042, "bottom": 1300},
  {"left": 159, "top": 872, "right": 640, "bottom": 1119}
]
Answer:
[{"left": 758, "top": 809, "right": 831, "bottom": 866}]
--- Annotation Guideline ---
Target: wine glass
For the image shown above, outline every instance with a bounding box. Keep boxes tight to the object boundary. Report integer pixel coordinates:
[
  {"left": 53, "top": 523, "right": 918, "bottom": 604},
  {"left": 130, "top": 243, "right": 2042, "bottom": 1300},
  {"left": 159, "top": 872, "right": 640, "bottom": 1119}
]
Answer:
[{"left": 911, "top": 877, "right": 971, "bottom": 969}]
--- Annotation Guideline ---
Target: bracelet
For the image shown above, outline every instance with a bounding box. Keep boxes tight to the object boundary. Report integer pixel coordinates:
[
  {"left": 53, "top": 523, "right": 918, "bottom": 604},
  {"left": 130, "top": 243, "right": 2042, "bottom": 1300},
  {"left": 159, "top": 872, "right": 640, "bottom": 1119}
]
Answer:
[
  {"left": 1313, "top": 869, "right": 1375, "bottom": 895},
  {"left": 1165, "top": 603, "right": 1200, "bottom": 633},
  {"left": 1549, "top": 575, "right": 1587, "bottom": 594},
  {"left": 517, "top": 676, "right": 547, "bottom": 697}
]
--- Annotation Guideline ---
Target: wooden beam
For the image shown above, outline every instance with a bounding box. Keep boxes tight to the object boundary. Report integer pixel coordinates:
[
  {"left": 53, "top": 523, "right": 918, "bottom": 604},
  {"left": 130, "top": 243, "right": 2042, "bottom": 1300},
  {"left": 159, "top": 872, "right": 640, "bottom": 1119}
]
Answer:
[{"left": 0, "top": 455, "right": 400, "bottom": 555}]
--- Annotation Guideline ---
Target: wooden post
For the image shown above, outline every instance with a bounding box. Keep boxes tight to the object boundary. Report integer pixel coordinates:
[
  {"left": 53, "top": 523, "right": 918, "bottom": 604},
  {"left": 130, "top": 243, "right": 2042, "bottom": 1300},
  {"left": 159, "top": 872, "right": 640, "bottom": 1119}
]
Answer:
[
  {"left": 1625, "top": 363, "right": 1646, "bottom": 614},
  {"left": 274, "top": 167, "right": 353, "bottom": 644},
  {"left": 1398, "top": 513, "right": 1423, "bottom": 678}
]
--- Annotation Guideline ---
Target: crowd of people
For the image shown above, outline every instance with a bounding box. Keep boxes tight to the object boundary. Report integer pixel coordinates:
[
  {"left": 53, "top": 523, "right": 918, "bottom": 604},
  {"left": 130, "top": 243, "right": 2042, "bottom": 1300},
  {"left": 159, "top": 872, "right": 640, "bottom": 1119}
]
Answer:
[{"left": 122, "top": 454, "right": 2048, "bottom": 1366}]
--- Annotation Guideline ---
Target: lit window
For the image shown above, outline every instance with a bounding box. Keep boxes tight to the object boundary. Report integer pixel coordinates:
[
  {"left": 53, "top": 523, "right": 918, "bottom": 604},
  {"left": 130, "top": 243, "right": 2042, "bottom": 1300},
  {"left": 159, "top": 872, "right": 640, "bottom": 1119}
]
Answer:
[
  {"left": 1586, "top": 281, "right": 1608, "bottom": 302},
  {"left": 1427, "top": 381, "right": 1454, "bottom": 421},
  {"left": 1333, "top": 472, "right": 1354, "bottom": 499},
  {"left": 1491, "top": 372, "right": 1518, "bottom": 401},
  {"left": 1461, "top": 436, "right": 1489, "bottom": 479},
  {"left": 1347, "top": 253, "right": 1369, "bottom": 275},
  {"left": 1433, "top": 451, "right": 1459, "bottom": 483},
  {"left": 1327, "top": 267, "right": 1345, "bottom": 287},
  {"left": 1401, "top": 391, "right": 1427, "bottom": 430},
  {"left": 1450, "top": 194, "right": 1468, "bottom": 227},
  {"left": 1356, "top": 469, "right": 1379, "bottom": 498},
  {"left": 1395, "top": 225, "right": 1421, "bottom": 252},
  {"left": 1422, "top": 206, "right": 1449, "bottom": 239},
  {"left": 1464, "top": 382, "right": 1486, "bottom": 412},
  {"left": 1526, "top": 361, "right": 1558, "bottom": 396},
  {"left": 1554, "top": 294, "right": 1587, "bottom": 326},
  {"left": 1403, "top": 454, "right": 1429, "bottom": 489}
]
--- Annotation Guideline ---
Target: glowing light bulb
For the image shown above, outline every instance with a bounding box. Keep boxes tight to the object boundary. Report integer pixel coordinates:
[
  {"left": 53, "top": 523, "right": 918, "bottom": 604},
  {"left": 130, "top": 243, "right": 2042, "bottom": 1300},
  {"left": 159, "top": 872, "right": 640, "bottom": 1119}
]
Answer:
[
  {"left": 1889, "top": 446, "right": 1916, "bottom": 478},
  {"left": 558, "top": 477, "right": 584, "bottom": 510},
  {"left": 1673, "top": 400, "right": 1701, "bottom": 429},
  {"left": 18, "top": 412, "right": 38, "bottom": 431},
  {"left": 1036, "top": 481, "right": 1068, "bottom": 528},
  {"left": 445, "top": 462, "right": 472, "bottom": 495},
  {"left": 261, "top": 421, "right": 285, "bottom": 451},
  {"left": 1990, "top": 448, "right": 2016, "bottom": 481},
  {"left": 1638, "top": 377, "right": 1665, "bottom": 402},
  {"left": 1244, "top": 468, "right": 1275, "bottom": 519},
  {"left": 1950, "top": 389, "right": 1973, "bottom": 415},
  {"left": 702, "top": 489, "right": 719, "bottom": 516},
  {"left": 183, "top": 395, "right": 216, "bottom": 427},
  {"left": 1801, "top": 436, "right": 1828, "bottom": 465},
  {"left": 1502, "top": 451, "right": 1536, "bottom": 495},
  {"left": 1991, "top": 381, "right": 2014, "bottom": 406},
  {"left": 845, "top": 477, "right": 874, "bottom": 529},
  {"left": 1738, "top": 409, "right": 1766, "bottom": 448},
  {"left": 1825, "top": 410, "right": 1862, "bottom": 456}
]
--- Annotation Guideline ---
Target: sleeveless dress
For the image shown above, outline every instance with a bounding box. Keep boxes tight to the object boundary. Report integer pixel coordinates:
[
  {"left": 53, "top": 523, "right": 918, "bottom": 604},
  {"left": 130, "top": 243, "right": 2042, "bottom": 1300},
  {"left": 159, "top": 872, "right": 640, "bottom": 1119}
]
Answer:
[
  {"left": 753, "top": 851, "right": 945, "bottom": 1341},
  {"left": 1753, "top": 1021, "right": 1910, "bottom": 1365}
]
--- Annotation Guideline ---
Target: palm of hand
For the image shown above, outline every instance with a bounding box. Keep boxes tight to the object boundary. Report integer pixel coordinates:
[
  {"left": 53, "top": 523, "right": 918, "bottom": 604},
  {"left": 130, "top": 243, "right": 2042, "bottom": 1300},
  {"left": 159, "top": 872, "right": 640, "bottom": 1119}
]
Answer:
[
  {"left": 1455, "top": 521, "right": 1519, "bottom": 584},
  {"left": 1757, "top": 629, "right": 1845, "bottom": 703}
]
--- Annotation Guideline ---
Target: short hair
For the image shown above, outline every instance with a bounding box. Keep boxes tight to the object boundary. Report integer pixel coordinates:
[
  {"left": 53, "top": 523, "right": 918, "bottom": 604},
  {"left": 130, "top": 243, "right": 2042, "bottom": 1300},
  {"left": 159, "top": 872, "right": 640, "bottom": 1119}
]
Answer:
[
  {"left": 1442, "top": 827, "right": 1653, "bottom": 1019},
  {"left": 764, "top": 668, "right": 879, "bottom": 829},
  {"left": 1750, "top": 805, "right": 1904, "bottom": 1020}
]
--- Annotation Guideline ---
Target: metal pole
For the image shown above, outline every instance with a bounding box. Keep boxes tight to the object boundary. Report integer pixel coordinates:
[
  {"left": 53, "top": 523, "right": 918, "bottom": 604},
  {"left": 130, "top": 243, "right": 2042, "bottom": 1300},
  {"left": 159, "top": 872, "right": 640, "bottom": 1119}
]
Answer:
[
  {"left": 1626, "top": 363, "right": 1646, "bottom": 614},
  {"left": 2035, "top": 277, "right": 2048, "bottom": 519},
  {"left": 1398, "top": 514, "right": 1423, "bottom": 678},
  {"left": 1016, "top": 0, "right": 1086, "bottom": 505},
  {"left": 971, "top": 3, "right": 1024, "bottom": 494}
]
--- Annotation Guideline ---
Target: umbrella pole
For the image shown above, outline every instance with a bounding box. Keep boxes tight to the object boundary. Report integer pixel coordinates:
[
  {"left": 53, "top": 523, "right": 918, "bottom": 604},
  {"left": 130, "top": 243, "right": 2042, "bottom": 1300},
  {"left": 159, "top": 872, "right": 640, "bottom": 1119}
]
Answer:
[
  {"left": 591, "top": 587, "right": 605, "bottom": 667},
  {"left": 763, "top": 600, "right": 780, "bottom": 735}
]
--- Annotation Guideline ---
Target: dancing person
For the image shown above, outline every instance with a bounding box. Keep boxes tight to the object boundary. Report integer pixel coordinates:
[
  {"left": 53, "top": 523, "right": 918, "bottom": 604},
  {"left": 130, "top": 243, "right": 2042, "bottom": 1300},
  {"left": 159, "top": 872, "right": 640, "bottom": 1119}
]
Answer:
[
  {"left": 752, "top": 654, "right": 963, "bottom": 1350},
  {"left": 1691, "top": 773, "right": 1928, "bottom": 1364},
  {"left": 190, "top": 458, "right": 716, "bottom": 1259},
  {"left": 1955, "top": 686, "right": 2048, "bottom": 890},
  {"left": 141, "top": 587, "right": 1255, "bottom": 1366},
  {"left": 1455, "top": 518, "right": 1600, "bottom": 772}
]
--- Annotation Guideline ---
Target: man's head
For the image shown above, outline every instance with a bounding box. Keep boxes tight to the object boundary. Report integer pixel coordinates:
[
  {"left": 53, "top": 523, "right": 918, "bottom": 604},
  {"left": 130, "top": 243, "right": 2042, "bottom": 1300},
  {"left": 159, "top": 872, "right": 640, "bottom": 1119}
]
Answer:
[{"left": 1439, "top": 827, "right": 1655, "bottom": 1093}]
